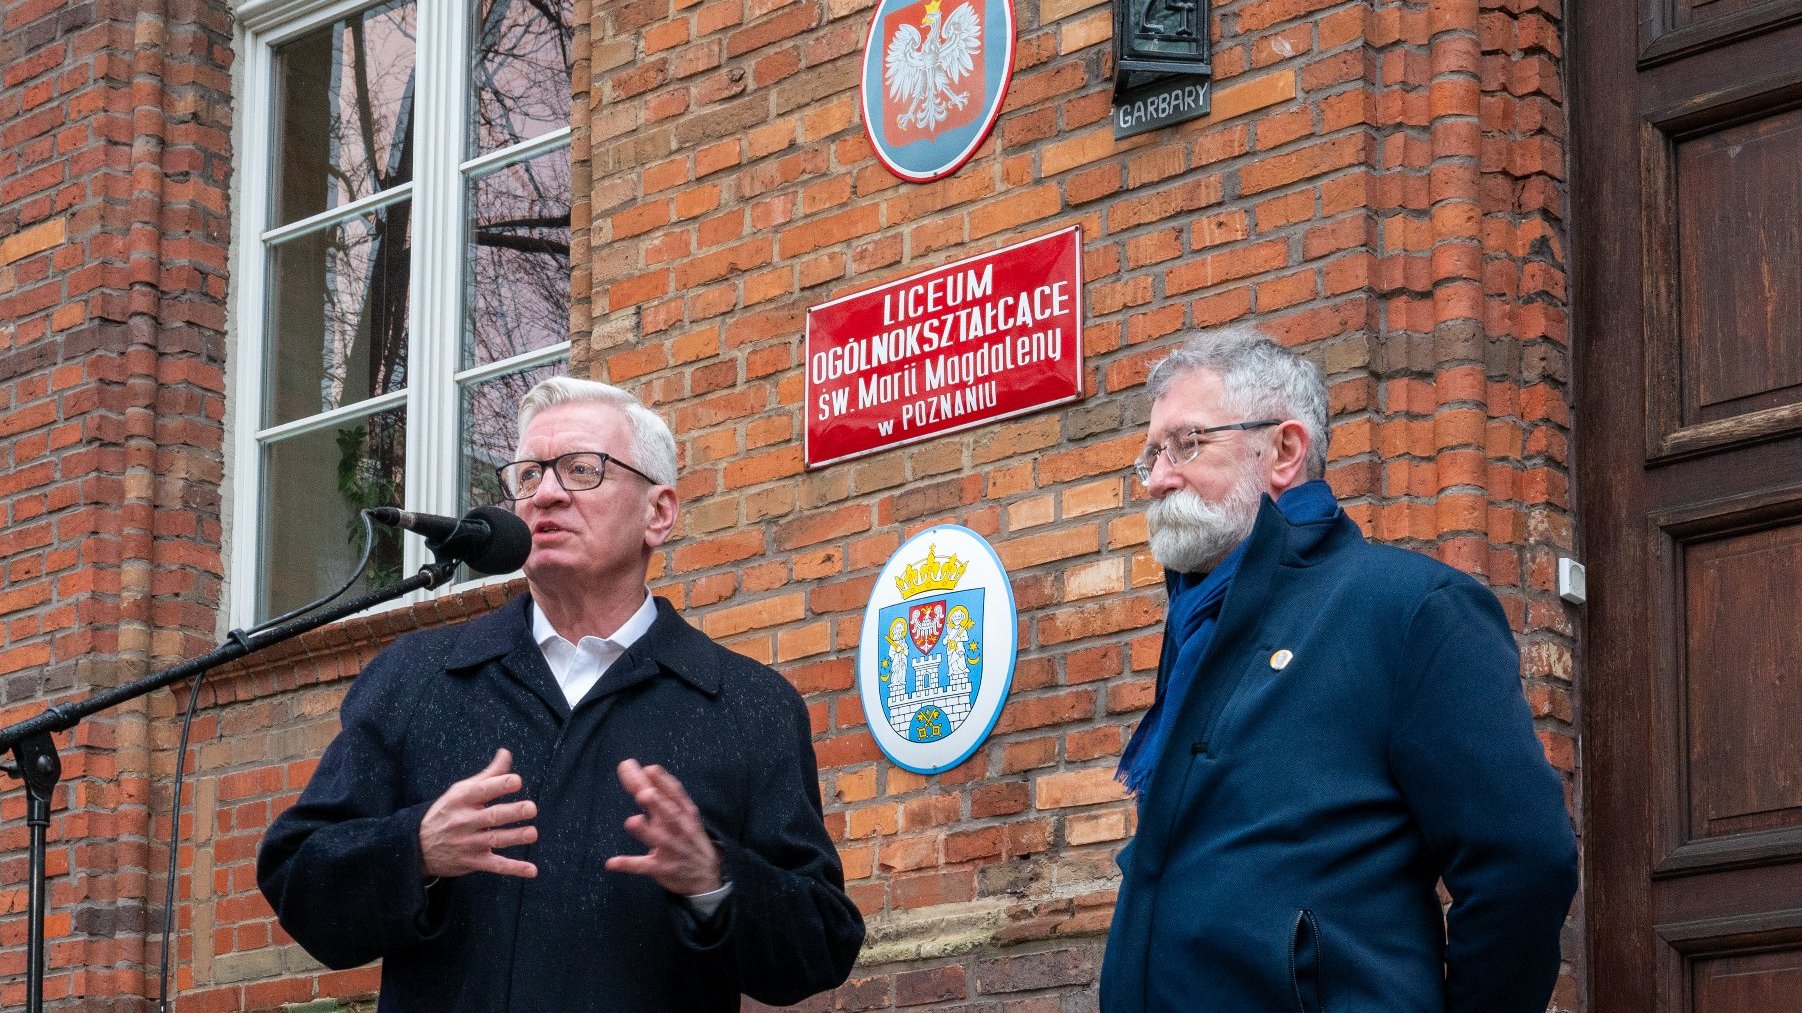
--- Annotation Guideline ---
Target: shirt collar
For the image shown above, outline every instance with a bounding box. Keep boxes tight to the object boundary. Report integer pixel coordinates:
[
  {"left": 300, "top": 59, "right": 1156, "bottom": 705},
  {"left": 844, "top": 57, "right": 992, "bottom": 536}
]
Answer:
[
  {"left": 446, "top": 594, "right": 723, "bottom": 697},
  {"left": 531, "top": 590, "right": 658, "bottom": 652}
]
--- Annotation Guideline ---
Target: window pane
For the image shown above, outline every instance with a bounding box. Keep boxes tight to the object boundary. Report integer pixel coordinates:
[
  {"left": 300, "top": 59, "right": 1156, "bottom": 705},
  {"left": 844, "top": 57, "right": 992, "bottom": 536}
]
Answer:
[
  {"left": 460, "top": 359, "right": 565, "bottom": 511},
  {"left": 267, "top": 205, "right": 412, "bottom": 427},
  {"left": 464, "top": 148, "right": 570, "bottom": 368},
  {"left": 260, "top": 406, "right": 407, "bottom": 620},
  {"left": 471, "top": 0, "right": 573, "bottom": 156},
  {"left": 273, "top": 0, "right": 417, "bottom": 225}
]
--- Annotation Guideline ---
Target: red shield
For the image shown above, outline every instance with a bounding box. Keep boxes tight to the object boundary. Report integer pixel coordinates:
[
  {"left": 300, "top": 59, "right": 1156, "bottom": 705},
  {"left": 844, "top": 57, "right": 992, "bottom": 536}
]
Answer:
[
  {"left": 908, "top": 600, "right": 946, "bottom": 654},
  {"left": 878, "top": 0, "right": 988, "bottom": 148}
]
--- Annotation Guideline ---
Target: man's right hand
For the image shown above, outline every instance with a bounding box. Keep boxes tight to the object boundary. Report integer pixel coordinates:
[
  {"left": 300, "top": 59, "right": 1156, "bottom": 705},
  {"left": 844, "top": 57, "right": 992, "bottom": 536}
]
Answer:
[{"left": 419, "top": 748, "right": 539, "bottom": 880}]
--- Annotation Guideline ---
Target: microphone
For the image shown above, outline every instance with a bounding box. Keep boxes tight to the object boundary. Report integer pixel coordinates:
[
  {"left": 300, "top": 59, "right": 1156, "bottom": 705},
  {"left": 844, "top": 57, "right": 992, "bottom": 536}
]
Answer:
[{"left": 368, "top": 505, "right": 533, "bottom": 575}]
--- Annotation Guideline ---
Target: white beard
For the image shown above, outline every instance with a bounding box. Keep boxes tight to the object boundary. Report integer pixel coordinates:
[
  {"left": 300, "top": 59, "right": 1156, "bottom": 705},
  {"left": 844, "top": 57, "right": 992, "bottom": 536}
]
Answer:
[{"left": 1147, "top": 463, "right": 1266, "bottom": 573}]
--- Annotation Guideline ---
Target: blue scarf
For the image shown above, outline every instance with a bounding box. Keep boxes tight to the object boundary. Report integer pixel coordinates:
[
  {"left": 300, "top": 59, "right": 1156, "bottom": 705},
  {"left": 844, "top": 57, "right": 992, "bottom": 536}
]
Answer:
[{"left": 1115, "top": 480, "right": 1340, "bottom": 793}]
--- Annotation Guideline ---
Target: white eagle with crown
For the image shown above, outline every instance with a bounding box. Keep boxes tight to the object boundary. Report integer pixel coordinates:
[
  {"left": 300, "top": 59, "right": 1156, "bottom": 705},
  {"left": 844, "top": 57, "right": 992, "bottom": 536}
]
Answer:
[{"left": 883, "top": 0, "right": 983, "bottom": 135}]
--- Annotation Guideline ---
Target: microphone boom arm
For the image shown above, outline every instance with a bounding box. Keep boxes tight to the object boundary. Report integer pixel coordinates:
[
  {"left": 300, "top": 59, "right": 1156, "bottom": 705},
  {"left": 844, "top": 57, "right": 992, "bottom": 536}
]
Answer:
[
  {"left": 0, "top": 558, "right": 460, "bottom": 754},
  {"left": 0, "top": 557, "right": 462, "bottom": 1013}
]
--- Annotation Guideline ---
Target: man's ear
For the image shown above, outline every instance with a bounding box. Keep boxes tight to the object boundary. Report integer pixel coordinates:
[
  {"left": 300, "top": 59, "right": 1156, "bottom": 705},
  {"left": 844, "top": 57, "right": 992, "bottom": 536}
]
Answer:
[
  {"left": 643, "top": 485, "right": 680, "bottom": 550},
  {"left": 1266, "top": 420, "right": 1312, "bottom": 494}
]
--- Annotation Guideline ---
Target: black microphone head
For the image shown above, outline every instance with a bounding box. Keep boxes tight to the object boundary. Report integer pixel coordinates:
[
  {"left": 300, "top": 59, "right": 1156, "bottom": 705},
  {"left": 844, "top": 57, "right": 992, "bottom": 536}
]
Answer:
[
  {"left": 367, "top": 506, "right": 405, "bottom": 526},
  {"left": 463, "top": 505, "right": 532, "bottom": 575}
]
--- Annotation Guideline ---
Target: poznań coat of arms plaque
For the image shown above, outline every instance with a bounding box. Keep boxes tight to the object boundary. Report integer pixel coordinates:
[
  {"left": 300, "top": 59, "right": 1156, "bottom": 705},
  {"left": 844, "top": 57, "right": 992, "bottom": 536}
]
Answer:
[
  {"left": 857, "top": 525, "right": 1017, "bottom": 773},
  {"left": 860, "top": 0, "right": 1016, "bottom": 183}
]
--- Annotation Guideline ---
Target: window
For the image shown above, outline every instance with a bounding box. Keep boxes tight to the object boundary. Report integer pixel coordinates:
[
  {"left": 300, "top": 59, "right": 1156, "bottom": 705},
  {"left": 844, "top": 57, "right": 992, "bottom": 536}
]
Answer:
[{"left": 232, "top": 0, "right": 574, "bottom": 625}]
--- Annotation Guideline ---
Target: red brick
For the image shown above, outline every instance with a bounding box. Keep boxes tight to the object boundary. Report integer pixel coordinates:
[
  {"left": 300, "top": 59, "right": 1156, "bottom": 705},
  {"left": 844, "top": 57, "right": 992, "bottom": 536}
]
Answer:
[
  {"left": 1239, "top": 134, "right": 1368, "bottom": 195},
  {"left": 725, "top": 5, "right": 819, "bottom": 58}
]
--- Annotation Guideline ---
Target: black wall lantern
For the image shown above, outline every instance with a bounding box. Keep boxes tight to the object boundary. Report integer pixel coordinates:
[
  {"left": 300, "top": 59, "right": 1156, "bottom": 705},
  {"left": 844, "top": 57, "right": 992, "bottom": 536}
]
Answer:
[{"left": 1113, "top": 0, "right": 1212, "bottom": 97}]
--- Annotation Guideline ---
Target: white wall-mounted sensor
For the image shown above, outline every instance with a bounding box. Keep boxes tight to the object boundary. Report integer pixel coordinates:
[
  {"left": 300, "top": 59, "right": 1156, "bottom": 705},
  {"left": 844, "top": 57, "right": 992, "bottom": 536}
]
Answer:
[{"left": 1558, "top": 558, "right": 1587, "bottom": 605}]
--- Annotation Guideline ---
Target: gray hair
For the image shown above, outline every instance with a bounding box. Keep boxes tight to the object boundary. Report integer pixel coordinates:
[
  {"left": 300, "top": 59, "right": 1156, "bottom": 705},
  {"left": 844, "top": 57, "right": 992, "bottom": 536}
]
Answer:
[
  {"left": 1145, "top": 324, "right": 1330, "bottom": 480},
  {"left": 516, "top": 377, "right": 679, "bottom": 487}
]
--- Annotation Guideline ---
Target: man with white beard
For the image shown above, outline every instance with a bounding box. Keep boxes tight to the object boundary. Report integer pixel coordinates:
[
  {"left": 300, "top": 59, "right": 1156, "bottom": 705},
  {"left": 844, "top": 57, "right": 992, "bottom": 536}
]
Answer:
[{"left": 1099, "top": 327, "right": 1578, "bottom": 1013}]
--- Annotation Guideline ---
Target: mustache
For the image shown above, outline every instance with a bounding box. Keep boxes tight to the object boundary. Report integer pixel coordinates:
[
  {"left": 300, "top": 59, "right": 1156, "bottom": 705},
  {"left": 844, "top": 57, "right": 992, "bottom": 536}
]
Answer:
[
  {"left": 1145, "top": 467, "right": 1265, "bottom": 572},
  {"left": 1147, "top": 488, "right": 1226, "bottom": 529}
]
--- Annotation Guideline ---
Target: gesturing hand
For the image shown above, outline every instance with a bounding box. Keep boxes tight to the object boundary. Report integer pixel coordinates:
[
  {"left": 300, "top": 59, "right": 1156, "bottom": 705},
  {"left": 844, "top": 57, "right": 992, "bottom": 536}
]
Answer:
[
  {"left": 603, "top": 759, "right": 722, "bottom": 896},
  {"left": 419, "top": 748, "right": 539, "bottom": 880}
]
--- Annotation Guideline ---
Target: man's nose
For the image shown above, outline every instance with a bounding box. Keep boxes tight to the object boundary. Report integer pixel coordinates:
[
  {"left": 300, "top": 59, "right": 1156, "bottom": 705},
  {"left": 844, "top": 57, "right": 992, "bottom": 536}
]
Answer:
[
  {"left": 530, "top": 469, "right": 572, "bottom": 505},
  {"left": 1146, "top": 452, "right": 1183, "bottom": 499}
]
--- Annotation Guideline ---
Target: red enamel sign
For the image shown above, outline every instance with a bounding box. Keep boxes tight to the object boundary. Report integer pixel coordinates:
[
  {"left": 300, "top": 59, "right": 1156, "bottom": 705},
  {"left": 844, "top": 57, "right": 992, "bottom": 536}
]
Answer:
[{"left": 805, "top": 226, "right": 1084, "bottom": 467}]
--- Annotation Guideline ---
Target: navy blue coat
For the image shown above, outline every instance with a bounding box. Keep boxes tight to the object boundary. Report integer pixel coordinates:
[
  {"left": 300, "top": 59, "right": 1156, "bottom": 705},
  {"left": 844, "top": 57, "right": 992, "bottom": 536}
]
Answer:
[
  {"left": 257, "top": 595, "right": 863, "bottom": 1012},
  {"left": 1101, "top": 500, "right": 1577, "bottom": 1013}
]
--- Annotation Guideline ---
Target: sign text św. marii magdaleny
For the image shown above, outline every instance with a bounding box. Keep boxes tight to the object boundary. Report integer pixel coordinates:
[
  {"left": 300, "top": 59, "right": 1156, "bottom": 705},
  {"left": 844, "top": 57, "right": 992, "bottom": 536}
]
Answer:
[
  {"left": 811, "top": 265, "right": 1070, "bottom": 435},
  {"left": 803, "top": 227, "right": 1084, "bottom": 466}
]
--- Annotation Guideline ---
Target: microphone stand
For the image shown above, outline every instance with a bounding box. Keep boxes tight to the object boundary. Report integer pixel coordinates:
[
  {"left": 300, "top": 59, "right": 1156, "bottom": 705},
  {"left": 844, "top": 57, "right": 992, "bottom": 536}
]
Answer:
[{"left": 0, "top": 556, "right": 464, "bottom": 1013}]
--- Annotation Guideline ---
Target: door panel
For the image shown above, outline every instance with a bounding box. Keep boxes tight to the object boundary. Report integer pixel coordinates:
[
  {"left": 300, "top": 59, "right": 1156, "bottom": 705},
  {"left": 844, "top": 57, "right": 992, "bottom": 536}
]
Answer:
[
  {"left": 1656, "top": 908, "right": 1802, "bottom": 1013},
  {"left": 1691, "top": 942, "right": 1802, "bottom": 1013},
  {"left": 1650, "top": 491, "right": 1802, "bottom": 873},
  {"left": 1641, "top": 75, "right": 1802, "bottom": 461},
  {"left": 1680, "top": 522, "right": 1802, "bottom": 841},
  {"left": 1675, "top": 114, "right": 1802, "bottom": 418},
  {"left": 1642, "top": 0, "right": 1802, "bottom": 62}
]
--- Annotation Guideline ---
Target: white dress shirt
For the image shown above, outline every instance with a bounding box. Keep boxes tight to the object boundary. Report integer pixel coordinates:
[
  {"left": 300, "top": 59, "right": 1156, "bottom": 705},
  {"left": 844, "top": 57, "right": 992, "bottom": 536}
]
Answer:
[
  {"left": 528, "top": 592, "right": 731, "bottom": 917},
  {"left": 530, "top": 592, "right": 658, "bottom": 708}
]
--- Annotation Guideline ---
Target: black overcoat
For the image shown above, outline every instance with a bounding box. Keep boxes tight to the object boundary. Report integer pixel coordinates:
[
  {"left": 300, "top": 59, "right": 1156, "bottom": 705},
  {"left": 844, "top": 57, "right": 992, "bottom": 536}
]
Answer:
[{"left": 257, "top": 594, "right": 864, "bottom": 1012}]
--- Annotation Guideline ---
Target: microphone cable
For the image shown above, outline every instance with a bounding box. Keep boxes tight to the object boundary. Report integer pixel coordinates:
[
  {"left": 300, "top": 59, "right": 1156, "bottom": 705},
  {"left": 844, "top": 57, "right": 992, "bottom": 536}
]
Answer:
[{"left": 155, "top": 510, "right": 382, "bottom": 1013}]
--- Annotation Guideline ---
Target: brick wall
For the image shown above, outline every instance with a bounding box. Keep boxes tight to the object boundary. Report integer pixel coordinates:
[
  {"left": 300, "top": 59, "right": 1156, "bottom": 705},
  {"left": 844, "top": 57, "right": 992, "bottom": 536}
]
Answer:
[
  {"left": 0, "top": 0, "right": 1579, "bottom": 1009},
  {"left": 0, "top": 0, "right": 233, "bottom": 1007},
  {"left": 578, "top": 0, "right": 1579, "bottom": 1008}
]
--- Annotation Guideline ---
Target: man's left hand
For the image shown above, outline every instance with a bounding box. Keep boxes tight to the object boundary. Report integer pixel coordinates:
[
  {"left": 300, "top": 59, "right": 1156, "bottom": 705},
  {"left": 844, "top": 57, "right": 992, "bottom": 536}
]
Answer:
[{"left": 605, "top": 759, "right": 723, "bottom": 896}]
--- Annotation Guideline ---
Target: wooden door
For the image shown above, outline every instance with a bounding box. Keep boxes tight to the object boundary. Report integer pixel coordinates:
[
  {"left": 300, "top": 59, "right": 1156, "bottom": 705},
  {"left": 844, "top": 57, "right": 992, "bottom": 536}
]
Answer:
[{"left": 1572, "top": 1, "right": 1802, "bottom": 1010}]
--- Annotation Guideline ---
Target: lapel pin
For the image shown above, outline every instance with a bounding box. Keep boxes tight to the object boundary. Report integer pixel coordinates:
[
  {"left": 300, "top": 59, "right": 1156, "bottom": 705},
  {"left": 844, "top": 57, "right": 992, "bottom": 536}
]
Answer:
[{"left": 1269, "top": 649, "right": 1294, "bottom": 671}]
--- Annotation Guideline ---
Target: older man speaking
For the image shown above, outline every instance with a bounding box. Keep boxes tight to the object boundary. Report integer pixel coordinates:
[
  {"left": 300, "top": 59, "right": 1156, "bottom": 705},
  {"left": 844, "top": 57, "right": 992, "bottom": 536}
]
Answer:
[{"left": 259, "top": 377, "right": 863, "bottom": 1012}]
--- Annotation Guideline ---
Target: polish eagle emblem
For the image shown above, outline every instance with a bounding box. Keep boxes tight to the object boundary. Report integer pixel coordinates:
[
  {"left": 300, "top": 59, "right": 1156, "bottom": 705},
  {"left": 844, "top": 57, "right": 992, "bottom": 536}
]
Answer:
[{"left": 883, "top": 0, "right": 983, "bottom": 135}]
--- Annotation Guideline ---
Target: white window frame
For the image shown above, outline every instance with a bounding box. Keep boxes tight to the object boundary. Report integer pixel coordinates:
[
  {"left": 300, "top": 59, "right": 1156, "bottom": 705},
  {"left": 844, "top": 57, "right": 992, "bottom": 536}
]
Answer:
[{"left": 229, "top": 0, "right": 570, "bottom": 629}]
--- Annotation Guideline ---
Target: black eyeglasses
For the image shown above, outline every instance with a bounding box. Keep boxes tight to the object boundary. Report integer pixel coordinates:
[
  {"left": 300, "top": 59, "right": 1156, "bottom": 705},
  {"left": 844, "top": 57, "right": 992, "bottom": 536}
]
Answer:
[
  {"left": 1131, "top": 420, "right": 1282, "bottom": 485},
  {"left": 496, "top": 451, "right": 658, "bottom": 501}
]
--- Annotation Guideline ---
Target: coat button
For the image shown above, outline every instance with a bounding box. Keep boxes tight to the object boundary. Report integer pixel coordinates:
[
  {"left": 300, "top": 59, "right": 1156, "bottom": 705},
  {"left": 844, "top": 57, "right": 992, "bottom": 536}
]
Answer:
[{"left": 1269, "top": 649, "right": 1294, "bottom": 670}]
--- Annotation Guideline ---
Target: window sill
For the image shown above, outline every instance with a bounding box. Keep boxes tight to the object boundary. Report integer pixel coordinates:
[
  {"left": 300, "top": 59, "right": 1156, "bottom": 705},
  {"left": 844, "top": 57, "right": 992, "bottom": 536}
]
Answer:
[{"left": 202, "top": 575, "right": 528, "bottom": 705}]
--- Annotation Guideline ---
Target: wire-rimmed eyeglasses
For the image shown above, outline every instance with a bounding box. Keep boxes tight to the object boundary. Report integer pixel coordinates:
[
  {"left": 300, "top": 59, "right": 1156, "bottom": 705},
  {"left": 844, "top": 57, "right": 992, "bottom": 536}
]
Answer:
[
  {"left": 496, "top": 451, "right": 658, "bottom": 501},
  {"left": 1131, "top": 420, "right": 1282, "bottom": 485}
]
